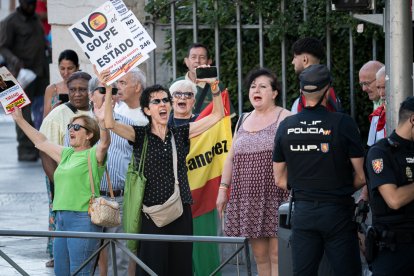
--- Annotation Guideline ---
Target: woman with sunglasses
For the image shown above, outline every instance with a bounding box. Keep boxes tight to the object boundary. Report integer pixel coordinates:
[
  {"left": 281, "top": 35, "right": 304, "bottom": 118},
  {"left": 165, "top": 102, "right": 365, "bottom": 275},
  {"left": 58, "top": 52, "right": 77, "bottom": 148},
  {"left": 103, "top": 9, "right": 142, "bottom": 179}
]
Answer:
[
  {"left": 168, "top": 80, "right": 198, "bottom": 127},
  {"left": 10, "top": 102, "right": 110, "bottom": 276},
  {"left": 101, "top": 67, "right": 224, "bottom": 276}
]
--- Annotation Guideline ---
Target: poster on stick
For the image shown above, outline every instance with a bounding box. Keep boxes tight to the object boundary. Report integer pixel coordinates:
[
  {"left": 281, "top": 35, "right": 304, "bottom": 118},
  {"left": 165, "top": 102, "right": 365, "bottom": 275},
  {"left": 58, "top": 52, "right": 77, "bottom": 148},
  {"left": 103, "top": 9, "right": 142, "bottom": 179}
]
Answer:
[
  {"left": 0, "top": 67, "right": 31, "bottom": 114},
  {"left": 69, "top": 1, "right": 153, "bottom": 84}
]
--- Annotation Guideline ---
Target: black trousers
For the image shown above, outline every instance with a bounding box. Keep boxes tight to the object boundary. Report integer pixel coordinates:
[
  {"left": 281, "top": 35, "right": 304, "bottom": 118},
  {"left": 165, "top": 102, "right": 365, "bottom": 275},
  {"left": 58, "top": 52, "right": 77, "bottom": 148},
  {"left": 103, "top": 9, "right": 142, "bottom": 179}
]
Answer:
[
  {"left": 16, "top": 76, "right": 48, "bottom": 157},
  {"left": 291, "top": 201, "right": 362, "bottom": 276},
  {"left": 372, "top": 242, "right": 414, "bottom": 276},
  {"left": 136, "top": 203, "right": 193, "bottom": 276}
]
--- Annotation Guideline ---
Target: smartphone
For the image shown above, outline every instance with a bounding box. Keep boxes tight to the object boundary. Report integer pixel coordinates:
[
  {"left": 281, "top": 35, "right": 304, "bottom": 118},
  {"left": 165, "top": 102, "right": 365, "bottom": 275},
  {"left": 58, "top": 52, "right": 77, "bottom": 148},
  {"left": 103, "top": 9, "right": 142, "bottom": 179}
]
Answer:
[
  {"left": 58, "top": 94, "right": 69, "bottom": 103},
  {"left": 196, "top": 66, "right": 217, "bottom": 79}
]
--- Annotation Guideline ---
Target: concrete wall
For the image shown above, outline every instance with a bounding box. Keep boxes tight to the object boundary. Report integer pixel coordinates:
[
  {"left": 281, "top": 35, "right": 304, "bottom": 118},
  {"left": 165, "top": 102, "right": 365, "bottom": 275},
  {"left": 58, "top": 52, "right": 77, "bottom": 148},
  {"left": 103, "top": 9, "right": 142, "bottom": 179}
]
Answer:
[{"left": 0, "top": 0, "right": 14, "bottom": 21}]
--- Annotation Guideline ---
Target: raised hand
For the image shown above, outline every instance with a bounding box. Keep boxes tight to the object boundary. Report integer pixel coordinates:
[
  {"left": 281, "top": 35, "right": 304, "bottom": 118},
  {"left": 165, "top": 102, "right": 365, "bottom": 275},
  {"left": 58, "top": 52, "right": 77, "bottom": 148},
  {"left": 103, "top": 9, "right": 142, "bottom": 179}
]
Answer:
[
  {"left": 93, "top": 65, "right": 111, "bottom": 86},
  {"left": 10, "top": 106, "right": 24, "bottom": 122}
]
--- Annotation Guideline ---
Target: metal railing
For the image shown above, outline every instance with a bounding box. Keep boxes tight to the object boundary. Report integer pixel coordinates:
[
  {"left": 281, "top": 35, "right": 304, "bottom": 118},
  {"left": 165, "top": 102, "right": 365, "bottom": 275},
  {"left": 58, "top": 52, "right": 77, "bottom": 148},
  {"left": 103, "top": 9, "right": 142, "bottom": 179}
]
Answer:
[{"left": 0, "top": 229, "right": 252, "bottom": 276}]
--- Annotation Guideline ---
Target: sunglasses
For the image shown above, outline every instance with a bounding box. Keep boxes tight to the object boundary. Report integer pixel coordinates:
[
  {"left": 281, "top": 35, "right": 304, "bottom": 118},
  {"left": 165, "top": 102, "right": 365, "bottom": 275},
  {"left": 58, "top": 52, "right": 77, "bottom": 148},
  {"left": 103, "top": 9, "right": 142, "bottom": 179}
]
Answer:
[
  {"left": 149, "top": 97, "right": 170, "bottom": 105},
  {"left": 67, "top": 123, "right": 89, "bottom": 132},
  {"left": 172, "top": 91, "right": 194, "bottom": 99},
  {"left": 95, "top": 87, "right": 118, "bottom": 95}
]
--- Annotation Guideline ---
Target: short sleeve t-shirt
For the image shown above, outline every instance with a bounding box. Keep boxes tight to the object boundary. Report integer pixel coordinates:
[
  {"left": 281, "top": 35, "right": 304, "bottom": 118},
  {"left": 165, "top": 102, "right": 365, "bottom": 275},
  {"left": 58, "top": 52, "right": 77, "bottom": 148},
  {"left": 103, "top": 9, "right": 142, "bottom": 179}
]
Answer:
[{"left": 53, "top": 146, "right": 106, "bottom": 211}]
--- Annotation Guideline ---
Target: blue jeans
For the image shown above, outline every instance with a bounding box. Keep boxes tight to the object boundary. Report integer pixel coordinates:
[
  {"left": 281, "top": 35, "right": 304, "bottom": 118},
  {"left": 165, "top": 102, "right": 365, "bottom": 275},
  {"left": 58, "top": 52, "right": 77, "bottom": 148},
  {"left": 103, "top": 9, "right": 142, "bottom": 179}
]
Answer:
[{"left": 54, "top": 211, "right": 102, "bottom": 276}]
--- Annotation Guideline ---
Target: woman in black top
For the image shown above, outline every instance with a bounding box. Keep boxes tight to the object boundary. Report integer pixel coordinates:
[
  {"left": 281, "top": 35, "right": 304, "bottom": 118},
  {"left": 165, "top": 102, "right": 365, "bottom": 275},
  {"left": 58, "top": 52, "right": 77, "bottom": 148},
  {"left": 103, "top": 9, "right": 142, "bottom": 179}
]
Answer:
[{"left": 102, "top": 71, "right": 224, "bottom": 276}]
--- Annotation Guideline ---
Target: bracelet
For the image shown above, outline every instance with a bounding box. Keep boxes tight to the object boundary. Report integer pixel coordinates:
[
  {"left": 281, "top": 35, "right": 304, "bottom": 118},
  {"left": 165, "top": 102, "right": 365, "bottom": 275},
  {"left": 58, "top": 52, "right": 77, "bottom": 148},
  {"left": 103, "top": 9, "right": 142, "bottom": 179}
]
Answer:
[
  {"left": 219, "top": 186, "right": 228, "bottom": 191},
  {"left": 220, "top": 182, "right": 229, "bottom": 189},
  {"left": 210, "top": 80, "right": 220, "bottom": 93},
  {"left": 212, "top": 90, "right": 221, "bottom": 97}
]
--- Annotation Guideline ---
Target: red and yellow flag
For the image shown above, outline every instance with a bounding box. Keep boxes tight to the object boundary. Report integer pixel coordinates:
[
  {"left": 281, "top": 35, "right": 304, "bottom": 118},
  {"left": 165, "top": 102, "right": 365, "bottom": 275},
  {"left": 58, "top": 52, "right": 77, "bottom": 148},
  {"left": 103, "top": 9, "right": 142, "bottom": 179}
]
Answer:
[{"left": 187, "top": 90, "right": 232, "bottom": 218}]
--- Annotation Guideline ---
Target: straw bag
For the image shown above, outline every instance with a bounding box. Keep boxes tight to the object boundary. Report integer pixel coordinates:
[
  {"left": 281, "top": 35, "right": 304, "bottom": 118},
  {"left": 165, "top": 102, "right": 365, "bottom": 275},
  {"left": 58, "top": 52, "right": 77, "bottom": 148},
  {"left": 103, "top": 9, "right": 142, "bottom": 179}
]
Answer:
[
  {"left": 142, "top": 134, "right": 183, "bottom": 227},
  {"left": 87, "top": 153, "right": 121, "bottom": 228}
]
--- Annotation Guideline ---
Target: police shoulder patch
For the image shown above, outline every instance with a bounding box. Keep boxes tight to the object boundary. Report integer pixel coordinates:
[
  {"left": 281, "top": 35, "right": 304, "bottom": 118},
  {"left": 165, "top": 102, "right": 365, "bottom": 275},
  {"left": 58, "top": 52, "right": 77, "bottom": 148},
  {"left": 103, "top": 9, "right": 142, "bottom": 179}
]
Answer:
[{"left": 372, "top": 159, "right": 383, "bottom": 174}]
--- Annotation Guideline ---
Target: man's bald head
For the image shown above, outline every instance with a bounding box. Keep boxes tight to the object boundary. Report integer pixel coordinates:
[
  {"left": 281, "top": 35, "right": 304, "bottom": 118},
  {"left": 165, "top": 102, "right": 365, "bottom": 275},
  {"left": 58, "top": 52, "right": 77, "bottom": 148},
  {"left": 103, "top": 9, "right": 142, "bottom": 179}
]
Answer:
[{"left": 359, "top": 60, "right": 384, "bottom": 102}]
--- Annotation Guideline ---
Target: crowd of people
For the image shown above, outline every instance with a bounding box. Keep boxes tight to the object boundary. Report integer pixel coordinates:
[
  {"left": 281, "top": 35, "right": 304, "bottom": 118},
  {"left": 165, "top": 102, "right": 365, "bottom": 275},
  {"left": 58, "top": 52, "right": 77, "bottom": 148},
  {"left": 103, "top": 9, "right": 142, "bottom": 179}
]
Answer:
[{"left": 0, "top": 2, "right": 412, "bottom": 275}]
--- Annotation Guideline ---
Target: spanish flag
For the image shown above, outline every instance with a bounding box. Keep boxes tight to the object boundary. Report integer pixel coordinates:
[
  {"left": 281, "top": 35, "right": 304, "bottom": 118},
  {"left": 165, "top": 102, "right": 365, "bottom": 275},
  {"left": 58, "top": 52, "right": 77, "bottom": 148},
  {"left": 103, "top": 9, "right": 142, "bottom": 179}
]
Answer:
[{"left": 187, "top": 90, "right": 232, "bottom": 276}]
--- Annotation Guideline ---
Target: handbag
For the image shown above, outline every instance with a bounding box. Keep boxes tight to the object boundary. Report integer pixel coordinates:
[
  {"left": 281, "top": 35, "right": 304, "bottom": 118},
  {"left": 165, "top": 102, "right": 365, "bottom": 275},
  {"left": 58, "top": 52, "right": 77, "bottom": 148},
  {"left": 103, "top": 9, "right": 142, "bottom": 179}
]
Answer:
[
  {"left": 87, "top": 152, "right": 121, "bottom": 228},
  {"left": 123, "top": 134, "right": 148, "bottom": 252},
  {"left": 142, "top": 133, "right": 183, "bottom": 227}
]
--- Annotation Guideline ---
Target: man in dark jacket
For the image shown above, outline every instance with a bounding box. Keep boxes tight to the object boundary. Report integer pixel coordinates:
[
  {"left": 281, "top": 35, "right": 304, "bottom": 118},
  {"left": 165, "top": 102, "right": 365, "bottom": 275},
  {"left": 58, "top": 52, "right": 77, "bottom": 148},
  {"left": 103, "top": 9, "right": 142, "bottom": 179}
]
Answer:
[{"left": 0, "top": 0, "right": 49, "bottom": 161}]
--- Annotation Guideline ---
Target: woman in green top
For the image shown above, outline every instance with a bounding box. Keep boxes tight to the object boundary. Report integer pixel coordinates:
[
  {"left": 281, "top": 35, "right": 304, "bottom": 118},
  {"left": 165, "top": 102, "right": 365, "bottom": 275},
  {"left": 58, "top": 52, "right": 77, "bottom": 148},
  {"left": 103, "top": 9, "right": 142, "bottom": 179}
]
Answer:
[{"left": 11, "top": 100, "right": 110, "bottom": 275}]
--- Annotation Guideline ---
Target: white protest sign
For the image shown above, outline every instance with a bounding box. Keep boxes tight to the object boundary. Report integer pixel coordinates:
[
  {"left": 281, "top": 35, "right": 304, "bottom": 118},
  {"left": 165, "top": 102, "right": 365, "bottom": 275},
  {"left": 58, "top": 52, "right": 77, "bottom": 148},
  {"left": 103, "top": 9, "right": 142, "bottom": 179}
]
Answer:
[
  {"left": 69, "top": 1, "right": 148, "bottom": 84},
  {"left": 110, "top": 0, "right": 129, "bottom": 16},
  {"left": 120, "top": 10, "right": 156, "bottom": 55},
  {"left": 0, "top": 67, "right": 31, "bottom": 114},
  {"left": 110, "top": 0, "right": 156, "bottom": 55}
]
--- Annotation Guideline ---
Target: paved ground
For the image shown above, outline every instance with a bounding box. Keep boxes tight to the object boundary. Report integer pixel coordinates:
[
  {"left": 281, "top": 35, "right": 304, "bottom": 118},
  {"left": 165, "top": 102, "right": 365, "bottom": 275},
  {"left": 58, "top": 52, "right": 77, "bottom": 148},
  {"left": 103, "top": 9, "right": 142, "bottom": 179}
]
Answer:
[
  {"left": 0, "top": 116, "right": 53, "bottom": 275},
  {"left": 0, "top": 116, "right": 255, "bottom": 276}
]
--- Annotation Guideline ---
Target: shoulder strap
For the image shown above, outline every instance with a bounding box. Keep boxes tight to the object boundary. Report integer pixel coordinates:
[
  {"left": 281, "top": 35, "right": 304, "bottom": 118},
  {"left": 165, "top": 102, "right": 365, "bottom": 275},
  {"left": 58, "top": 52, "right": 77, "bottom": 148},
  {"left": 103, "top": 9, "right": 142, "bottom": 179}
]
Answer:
[
  {"left": 194, "top": 84, "right": 210, "bottom": 114},
  {"left": 88, "top": 151, "right": 114, "bottom": 198},
  {"left": 235, "top": 113, "right": 245, "bottom": 133},
  {"left": 235, "top": 112, "right": 252, "bottom": 133},
  {"left": 274, "top": 108, "right": 284, "bottom": 126},
  {"left": 88, "top": 151, "right": 96, "bottom": 197},
  {"left": 65, "top": 102, "right": 77, "bottom": 114},
  {"left": 137, "top": 134, "right": 148, "bottom": 174},
  {"left": 171, "top": 133, "right": 179, "bottom": 185}
]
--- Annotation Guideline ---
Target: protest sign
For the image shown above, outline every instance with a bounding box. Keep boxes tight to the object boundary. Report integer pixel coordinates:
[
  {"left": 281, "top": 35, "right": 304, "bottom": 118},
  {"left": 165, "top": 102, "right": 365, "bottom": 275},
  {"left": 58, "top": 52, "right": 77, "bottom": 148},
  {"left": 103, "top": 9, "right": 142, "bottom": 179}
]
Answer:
[
  {"left": 109, "top": 0, "right": 156, "bottom": 55},
  {"left": 0, "top": 67, "right": 31, "bottom": 114},
  {"left": 69, "top": 1, "right": 150, "bottom": 84}
]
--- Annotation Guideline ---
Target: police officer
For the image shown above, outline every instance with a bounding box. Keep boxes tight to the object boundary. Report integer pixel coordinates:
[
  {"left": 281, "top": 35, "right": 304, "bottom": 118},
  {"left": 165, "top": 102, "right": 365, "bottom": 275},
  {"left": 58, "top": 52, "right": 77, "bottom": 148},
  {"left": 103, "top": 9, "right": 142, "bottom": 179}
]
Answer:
[
  {"left": 365, "top": 96, "right": 414, "bottom": 275},
  {"left": 273, "top": 64, "right": 366, "bottom": 276}
]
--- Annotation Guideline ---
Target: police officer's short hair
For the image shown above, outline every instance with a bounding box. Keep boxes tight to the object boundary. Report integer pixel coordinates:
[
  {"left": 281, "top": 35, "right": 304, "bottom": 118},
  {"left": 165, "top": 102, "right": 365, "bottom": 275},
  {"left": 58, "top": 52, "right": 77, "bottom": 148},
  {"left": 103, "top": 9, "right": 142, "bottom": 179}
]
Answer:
[{"left": 398, "top": 96, "right": 414, "bottom": 124}]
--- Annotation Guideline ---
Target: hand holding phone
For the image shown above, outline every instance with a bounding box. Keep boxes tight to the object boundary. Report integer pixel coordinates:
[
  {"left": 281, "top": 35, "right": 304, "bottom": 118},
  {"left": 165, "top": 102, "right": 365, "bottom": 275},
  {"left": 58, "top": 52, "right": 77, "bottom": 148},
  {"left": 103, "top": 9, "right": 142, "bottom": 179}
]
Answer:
[{"left": 196, "top": 66, "right": 217, "bottom": 79}]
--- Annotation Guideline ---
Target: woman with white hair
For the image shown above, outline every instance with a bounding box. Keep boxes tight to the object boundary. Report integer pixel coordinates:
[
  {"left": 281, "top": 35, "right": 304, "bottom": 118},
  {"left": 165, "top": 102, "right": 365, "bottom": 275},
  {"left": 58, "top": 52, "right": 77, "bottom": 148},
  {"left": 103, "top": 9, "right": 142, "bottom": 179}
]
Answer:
[{"left": 168, "top": 79, "right": 198, "bottom": 126}]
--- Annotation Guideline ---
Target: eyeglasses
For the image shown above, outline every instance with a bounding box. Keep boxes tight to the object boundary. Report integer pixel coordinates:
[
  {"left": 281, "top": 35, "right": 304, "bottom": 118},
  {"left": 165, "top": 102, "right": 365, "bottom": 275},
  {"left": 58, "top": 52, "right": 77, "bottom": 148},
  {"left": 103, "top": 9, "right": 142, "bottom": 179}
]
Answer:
[
  {"left": 149, "top": 97, "right": 170, "bottom": 105},
  {"left": 67, "top": 123, "right": 89, "bottom": 132},
  {"left": 95, "top": 87, "right": 118, "bottom": 95},
  {"left": 69, "top": 87, "right": 88, "bottom": 94},
  {"left": 359, "top": 79, "right": 375, "bottom": 87},
  {"left": 172, "top": 91, "right": 194, "bottom": 99}
]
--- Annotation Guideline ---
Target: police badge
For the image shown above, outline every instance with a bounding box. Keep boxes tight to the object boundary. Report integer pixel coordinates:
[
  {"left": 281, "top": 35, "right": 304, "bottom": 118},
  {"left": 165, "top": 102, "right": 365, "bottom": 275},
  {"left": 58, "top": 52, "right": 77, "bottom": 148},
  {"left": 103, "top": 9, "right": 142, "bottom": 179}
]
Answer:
[
  {"left": 320, "top": 143, "right": 329, "bottom": 153},
  {"left": 372, "top": 159, "right": 383, "bottom": 174},
  {"left": 406, "top": 166, "right": 413, "bottom": 181}
]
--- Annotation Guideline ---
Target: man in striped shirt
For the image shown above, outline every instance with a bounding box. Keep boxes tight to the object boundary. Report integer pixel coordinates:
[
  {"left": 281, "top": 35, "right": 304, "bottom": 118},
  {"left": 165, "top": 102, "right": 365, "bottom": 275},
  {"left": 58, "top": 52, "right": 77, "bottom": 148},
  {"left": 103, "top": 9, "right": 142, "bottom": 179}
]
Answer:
[{"left": 87, "top": 77, "right": 145, "bottom": 276}]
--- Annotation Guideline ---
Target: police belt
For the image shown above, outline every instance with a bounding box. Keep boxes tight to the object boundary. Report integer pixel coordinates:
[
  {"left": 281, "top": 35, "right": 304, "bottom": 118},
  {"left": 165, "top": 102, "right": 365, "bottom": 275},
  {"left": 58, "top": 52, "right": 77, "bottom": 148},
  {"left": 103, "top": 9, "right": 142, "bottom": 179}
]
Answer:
[
  {"left": 293, "top": 194, "right": 354, "bottom": 205},
  {"left": 378, "top": 230, "right": 414, "bottom": 244}
]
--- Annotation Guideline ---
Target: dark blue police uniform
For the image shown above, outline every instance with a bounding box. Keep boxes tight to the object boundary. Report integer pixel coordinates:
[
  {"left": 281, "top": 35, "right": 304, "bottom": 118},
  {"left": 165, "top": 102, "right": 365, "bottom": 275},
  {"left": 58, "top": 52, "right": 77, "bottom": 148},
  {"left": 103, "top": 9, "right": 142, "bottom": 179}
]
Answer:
[
  {"left": 365, "top": 131, "right": 414, "bottom": 275},
  {"left": 273, "top": 105, "right": 364, "bottom": 276}
]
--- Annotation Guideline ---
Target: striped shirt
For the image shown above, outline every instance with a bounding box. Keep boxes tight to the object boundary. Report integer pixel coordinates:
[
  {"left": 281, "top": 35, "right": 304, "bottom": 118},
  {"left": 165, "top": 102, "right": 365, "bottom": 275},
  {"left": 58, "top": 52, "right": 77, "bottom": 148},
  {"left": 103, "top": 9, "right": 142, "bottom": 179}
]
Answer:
[{"left": 100, "top": 113, "right": 138, "bottom": 191}]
